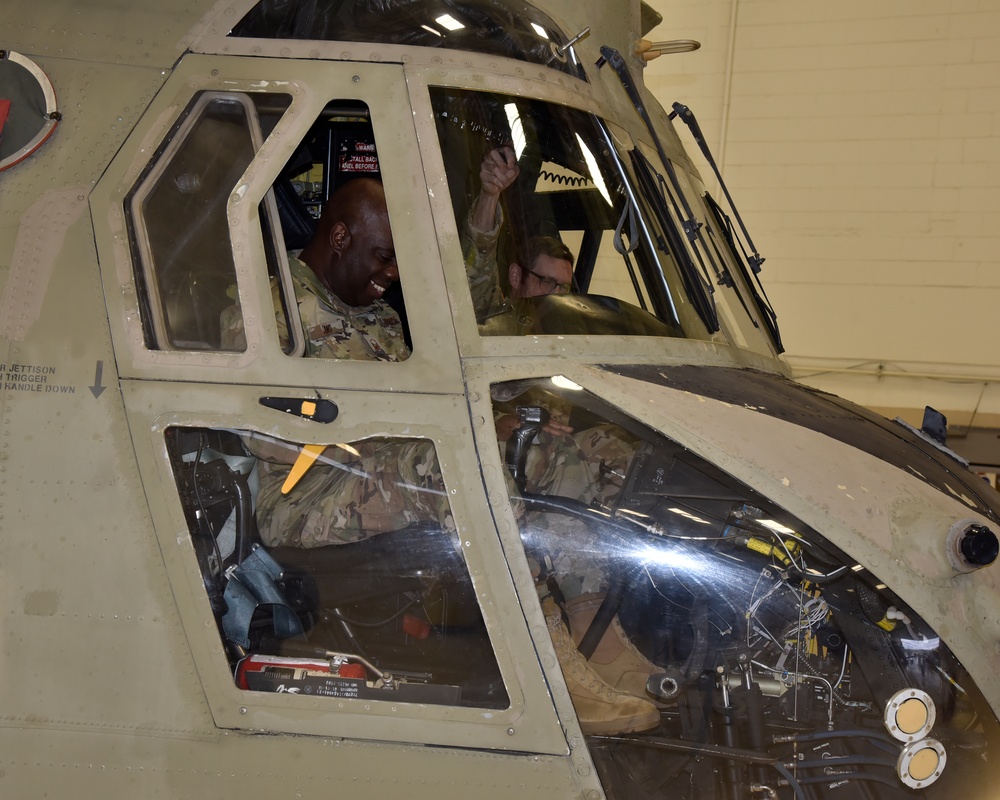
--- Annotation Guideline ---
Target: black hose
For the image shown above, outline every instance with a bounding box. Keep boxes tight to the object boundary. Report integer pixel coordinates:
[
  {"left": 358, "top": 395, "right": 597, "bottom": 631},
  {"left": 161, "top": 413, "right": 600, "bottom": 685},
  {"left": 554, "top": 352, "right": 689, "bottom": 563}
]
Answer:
[
  {"left": 591, "top": 735, "right": 776, "bottom": 765},
  {"left": 577, "top": 576, "right": 626, "bottom": 659},
  {"left": 795, "top": 772, "right": 901, "bottom": 789},
  {"left": 777, "top": 729, "right": 901, "bottom": 755},
  {"left": 232, "top": 470, "right": 255, "bottom": 565},
  {"left": 772, "top": 762, "right": 806, "bottom": 800},
  {"left": 793, "top": 756, "right": 897, "bottom": 770},
  {"left": 742, "top": 683, "right": 768, "bottom": 784}
]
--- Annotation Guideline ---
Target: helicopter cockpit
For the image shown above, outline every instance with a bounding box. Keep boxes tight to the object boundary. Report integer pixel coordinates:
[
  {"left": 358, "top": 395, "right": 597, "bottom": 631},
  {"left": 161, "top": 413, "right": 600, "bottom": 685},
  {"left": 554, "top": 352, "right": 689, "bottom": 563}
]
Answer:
[
  {"left": 123, "top": 0, "right": 784, "bottom": 363},
  {"left": 94, "top": 1, "right": 1000, "bottom": 797}
]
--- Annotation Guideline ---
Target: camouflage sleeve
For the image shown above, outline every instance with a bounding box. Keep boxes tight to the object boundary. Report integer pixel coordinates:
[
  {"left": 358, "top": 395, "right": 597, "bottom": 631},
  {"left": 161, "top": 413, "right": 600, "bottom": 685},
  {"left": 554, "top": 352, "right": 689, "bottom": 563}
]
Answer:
[
  {"left": 464, "top": 208, "right": 506, "bottom": 322},
  {"left": 270, "top": 278, "right": 294, "bottom": 353},
  {"left": 520, "top": 423, "right": 637, "bottom": 506},
  {"left": 219, "top": 277, "right": 290, "bottom": 352},
  {"left": 219, "top": 302, "right": 246, "bottom": 351},
  {"left": 254, "top": 438, "right": 454, "bottom": 548}
]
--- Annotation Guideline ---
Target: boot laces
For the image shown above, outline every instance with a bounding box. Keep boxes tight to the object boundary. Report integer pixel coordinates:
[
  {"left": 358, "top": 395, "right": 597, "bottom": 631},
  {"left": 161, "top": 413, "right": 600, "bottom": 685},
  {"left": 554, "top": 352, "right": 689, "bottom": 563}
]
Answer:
[{"left": 546, "top": 610, "right": 618, "bottom": 699}]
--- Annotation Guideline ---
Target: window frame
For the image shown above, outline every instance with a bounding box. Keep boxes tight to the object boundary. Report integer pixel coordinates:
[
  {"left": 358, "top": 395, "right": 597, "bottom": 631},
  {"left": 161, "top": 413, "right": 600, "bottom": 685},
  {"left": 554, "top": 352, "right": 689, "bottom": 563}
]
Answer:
[
  {"left": 406, "top": 67, "right": 773, "bottom": 367},
  {"left": 93, "top": 54, "right": 465, "bottom": 395},
  {"left": 125, "top": 90, "right": 303, "bottom": 355},
  {"left": 122, "top": 379, "right": 567, "bottom": 752}
]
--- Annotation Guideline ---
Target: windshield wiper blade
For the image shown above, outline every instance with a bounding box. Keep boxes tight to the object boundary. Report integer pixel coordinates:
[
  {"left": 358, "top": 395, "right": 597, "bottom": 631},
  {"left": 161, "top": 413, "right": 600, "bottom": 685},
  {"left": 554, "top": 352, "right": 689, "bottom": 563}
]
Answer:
[
  {"left": 598, "top": 46, "right": 702, "bottom": 244},
  {"left": 631, "top": 149, "right": 719, "bottom": 333},
  {"left": 669, "top": 101, "right": 784, "bottom": 352},
  {"left": 598, "top": 45, "right": 719, "bottom": 333},
  {"left": 704, "top": 192, "right": 784, "bottom": 352},
  {"left": 670, "top": 102, "right": 765, "bottom": 275}
]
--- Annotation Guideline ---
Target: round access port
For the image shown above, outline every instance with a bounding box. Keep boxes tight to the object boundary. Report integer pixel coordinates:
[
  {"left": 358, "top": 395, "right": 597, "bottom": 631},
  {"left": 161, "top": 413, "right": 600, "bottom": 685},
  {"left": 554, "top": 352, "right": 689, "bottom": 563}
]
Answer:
[
  {"left": 883, "top": 687, "right": 936, "bottom": 742},
  {"left": 897, "top": 738, "right": 947, "bottom": 789}
]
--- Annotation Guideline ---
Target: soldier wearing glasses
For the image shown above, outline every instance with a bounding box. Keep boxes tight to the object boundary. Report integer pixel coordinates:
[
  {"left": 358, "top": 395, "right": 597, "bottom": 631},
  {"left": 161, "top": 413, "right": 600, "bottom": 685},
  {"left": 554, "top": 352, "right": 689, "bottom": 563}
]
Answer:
[{"left": 464, "top": 147, "right": 575, "bottom": 322}]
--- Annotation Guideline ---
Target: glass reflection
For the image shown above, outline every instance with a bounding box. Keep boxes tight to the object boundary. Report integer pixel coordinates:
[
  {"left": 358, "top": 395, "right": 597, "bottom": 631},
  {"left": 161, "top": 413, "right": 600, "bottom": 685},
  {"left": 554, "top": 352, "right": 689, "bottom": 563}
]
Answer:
[
  {"left": 231, "top": 0, "right": 587, "bottom": 81},
  {"left": 492, "top": 376, "right": 999, "bottom": 800}
]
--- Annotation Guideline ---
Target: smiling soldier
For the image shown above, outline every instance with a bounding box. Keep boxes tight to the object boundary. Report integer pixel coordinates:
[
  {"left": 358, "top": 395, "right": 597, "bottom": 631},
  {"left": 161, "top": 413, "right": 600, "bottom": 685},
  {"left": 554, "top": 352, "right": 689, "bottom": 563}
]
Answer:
[
  {"left": 290, "top": 177, "right": 407, "bottom": 361},
  {"left": 223, "top": 177, "right": 407, "bottom": 361}
]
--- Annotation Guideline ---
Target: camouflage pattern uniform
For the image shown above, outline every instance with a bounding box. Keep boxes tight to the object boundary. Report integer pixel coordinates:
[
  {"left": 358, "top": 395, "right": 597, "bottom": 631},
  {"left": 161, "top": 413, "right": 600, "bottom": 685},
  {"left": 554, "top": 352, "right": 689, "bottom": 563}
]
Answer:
[
  {"left": 230, "top": 255, "right": 443, "bottom": 548},
  {"left": 517, "top": 422, "right": 638, "bottom": 601},
  {"left": 221, "top": 255, "right": 409, "bottom": 361},
  {"left": 464, "top": 210, "right": 511, "bottom": 323},
  {"left": 252, "top": 437, "right": 452, "bottom": 549}
]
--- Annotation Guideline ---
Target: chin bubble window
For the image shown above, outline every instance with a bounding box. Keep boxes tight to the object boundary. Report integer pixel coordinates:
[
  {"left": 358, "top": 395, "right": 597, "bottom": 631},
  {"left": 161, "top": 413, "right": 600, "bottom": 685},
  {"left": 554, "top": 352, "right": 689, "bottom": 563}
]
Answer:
[{"left": 491, "top": 377, "right": 999, "bottom": 799}]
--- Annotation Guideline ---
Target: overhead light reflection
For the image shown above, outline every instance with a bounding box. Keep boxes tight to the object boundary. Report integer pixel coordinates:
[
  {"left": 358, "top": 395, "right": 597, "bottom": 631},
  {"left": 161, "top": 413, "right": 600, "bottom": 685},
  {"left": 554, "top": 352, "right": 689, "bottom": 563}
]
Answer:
[
  {"left": 668, "top": 507, "right": 711, "bottom": 525},
  {"left": 503, "top": 103, "right": 526, "bottom": 160},
  {"left": 531, "top": 22, "right": 549, "bottom": 39},
  {"left": 759, "top": 519, "right": 795, "bottom": 535},
  {"left": 420, "top": 24, "right": 444, "bottom": 37},
  {"left": 637, "top": 544, "right": 703, "bottom": 573},
  {"left": 575, "top": 134, "right": 612, "bottom": 206},
  {"left": 901, "top": 637, "right": 940, "bottom": 652},
  {"left": 435, "top": 14, "right": 464, "bottom": 31},
  {"left": 551, "top": 374, "right": 582, "bottom": 391}
]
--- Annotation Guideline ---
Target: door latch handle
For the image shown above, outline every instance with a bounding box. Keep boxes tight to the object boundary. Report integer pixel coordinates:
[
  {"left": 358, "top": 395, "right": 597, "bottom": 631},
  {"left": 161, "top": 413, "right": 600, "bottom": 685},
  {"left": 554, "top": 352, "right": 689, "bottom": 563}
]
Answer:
[{"left": 259, "top": 396, "right": 339, "bottom": 424}]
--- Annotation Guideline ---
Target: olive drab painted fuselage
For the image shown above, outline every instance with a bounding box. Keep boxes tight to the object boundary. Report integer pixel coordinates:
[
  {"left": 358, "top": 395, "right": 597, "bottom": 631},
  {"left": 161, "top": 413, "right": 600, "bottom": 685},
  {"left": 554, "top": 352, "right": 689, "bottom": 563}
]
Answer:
[{"left": 2, "top": 1, "right": 1000, "bottom": 799}]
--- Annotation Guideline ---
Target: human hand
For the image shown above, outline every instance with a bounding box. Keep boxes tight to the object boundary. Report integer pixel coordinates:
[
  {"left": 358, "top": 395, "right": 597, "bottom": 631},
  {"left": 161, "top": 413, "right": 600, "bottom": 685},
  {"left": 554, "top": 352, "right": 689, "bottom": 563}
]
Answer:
[{"left": 479, "top": 146, "right": 520, "bottom": 199}]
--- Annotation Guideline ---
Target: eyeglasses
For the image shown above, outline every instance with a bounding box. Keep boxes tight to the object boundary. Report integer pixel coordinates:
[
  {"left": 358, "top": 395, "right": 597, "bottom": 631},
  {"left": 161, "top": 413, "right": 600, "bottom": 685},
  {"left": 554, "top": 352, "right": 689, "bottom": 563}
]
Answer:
[{"left": 522, "top": 265, "right": 572, "bottom": 294}]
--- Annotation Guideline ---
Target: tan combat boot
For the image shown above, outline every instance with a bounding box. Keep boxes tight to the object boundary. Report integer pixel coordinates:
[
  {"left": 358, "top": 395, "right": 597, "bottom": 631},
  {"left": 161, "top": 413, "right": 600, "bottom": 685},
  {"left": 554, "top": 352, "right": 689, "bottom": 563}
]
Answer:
[
  {"left": 543, "top": 599, "right": 659, "bottom": 735},
  {"left": 565, "top": 592, "right": 659, "bottom": 701}
]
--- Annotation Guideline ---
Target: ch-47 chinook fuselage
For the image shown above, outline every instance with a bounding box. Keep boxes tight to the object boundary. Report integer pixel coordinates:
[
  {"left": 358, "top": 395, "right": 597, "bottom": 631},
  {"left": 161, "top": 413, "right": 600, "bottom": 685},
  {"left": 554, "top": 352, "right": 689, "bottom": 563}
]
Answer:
[{"left": 3, "top": 1, "right": 1000, "bottom": 798}]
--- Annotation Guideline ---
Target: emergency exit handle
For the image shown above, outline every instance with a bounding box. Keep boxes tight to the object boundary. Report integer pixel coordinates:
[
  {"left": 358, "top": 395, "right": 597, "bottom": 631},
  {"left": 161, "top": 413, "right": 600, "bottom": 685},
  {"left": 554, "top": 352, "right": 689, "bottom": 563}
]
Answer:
[{"left": 259, "top": 396, "right": 339, "bottom": 424}]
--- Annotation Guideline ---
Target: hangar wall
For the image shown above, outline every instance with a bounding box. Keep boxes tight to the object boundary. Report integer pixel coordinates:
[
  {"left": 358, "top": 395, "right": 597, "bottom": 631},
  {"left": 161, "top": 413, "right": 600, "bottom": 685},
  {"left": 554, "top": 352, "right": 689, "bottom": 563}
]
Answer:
[{"left": 643, "top": 0, "right": 1000, "bottom": 468}]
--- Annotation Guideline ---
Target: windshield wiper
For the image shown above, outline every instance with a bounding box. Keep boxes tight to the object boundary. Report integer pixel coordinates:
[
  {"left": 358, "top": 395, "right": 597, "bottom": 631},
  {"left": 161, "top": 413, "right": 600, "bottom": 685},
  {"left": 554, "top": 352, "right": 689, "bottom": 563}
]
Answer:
[
  {"left": 630, "top": 149, "right": 719, "bottom": 332},
  {"left": 669, "top": 103, "right": 764, "bottom": 274},
  {"left": 670, "top": 102, "right": 783, "bottom": 352},
  {"left": 598, "top": 45, "right": 720, "bottom": 333},
  {"left": 704, "top": 193, "right": 784, "bottom": 352}
]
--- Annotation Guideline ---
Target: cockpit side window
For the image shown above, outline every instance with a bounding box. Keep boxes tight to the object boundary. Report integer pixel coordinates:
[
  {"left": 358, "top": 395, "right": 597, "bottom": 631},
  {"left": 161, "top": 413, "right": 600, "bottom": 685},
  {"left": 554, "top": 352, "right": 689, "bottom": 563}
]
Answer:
[
  {"left": 130, "top": 93, "right": 412, "bottom": 362},
  {"left": 430, "top": 87, "right": 708, "bottom": 340},
  {"left": 125, "top": 91, "right": 292, "bottom": 352},
  {"left": 239, "top": 100, "right": 412, "bottom": 362},
  {"left": 165, "top": 426, "right": 508, "bottom": 710}
]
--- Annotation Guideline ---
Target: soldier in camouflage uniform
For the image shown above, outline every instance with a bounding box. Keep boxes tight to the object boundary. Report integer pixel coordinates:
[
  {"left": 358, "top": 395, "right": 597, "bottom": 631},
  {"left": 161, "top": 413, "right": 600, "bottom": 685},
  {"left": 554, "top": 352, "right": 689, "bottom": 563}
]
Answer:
[
  {"left": 278, "top": 253, "right": 408, "bottom": 360},
  {"left": 252, "top": 436, "right": 452, "bottom": 549},
  {"left": 494, "top": 390, "right": 661, "bottom": 734},
  {"left": 519, "top": 422, "right": 638, "bottom": 599},
  {"left": 464, "top": 148, "right": 658, "bottom": 731},
  {"left": 228, "top": 177, "right": 436, "bottom": 547},
  {"left": 463, "top": 146, "right": 575, "bottom": 324},
  {"left": 221, "top": 177, "right": 408, "bottom": 361}
]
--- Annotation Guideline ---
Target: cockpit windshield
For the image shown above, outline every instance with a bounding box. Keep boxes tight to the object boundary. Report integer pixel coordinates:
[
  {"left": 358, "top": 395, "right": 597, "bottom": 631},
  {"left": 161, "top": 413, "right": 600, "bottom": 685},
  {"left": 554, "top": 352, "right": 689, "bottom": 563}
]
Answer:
[
  {"left": 231, "top": 0, "right": 587, "bottom": 81},
  {"left": 430, "top": 86, "right": 783, "bottom": 355},
  {"left": 431, "top": 86, "right": 734, "bottom": 342}
]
